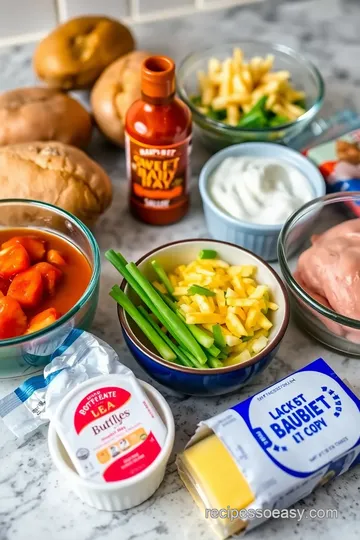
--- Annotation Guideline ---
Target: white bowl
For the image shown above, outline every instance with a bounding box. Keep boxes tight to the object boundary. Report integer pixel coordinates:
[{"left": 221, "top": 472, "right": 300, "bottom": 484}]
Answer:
[{"left": 48, "top": 380, "right": 175, "bottom": 511}]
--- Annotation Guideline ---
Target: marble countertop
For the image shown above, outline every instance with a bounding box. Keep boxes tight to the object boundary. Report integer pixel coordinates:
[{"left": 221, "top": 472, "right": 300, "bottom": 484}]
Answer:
[{"left": 1, "top": 0, "right": 360, "bottom": 539}]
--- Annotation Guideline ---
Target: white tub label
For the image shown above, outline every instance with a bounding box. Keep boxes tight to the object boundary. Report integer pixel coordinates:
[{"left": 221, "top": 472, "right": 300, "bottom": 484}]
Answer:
[{"left": 54, "top": 374, "right": 167, "bottom": 483}]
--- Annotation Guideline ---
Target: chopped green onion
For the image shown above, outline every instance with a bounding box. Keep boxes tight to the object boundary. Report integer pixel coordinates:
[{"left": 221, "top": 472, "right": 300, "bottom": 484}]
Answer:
[
  {"left": 179, "top": 346, "right": 209, "bottom": 369},
  {"left": 207, "top": 344, "right": 221, "bottom": 357},
  {"left": 151, "top": 260, "right": 174, "bottom": 296},
  {"left": 158, "top": 290, "right": 214, "bottom": 349},
  {"left": 137, "top": 306, "right": 193, "bottom": 368},
  {"left": 126, "top": 262, "right": 208, "bottom": 365},
  {"left": 198, "top": 249, "right": 217, "bottom": 260},
  {"left": 110, "top": 286, "right": 175, "bottom": 362},
  {"left": 188, "top": 285, "right": 216, "bottom": 297},
  {"left": 212, "top": 324, "right": 226, "bottom": 348},
  {"left": 207, "top": 355, "right": 224, "bottom": 369}
]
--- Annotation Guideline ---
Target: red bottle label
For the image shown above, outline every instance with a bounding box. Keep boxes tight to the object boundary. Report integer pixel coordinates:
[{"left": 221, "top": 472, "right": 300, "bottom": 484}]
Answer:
[{"left": 126, "top": 134, "right": 191, "bottom": 210}]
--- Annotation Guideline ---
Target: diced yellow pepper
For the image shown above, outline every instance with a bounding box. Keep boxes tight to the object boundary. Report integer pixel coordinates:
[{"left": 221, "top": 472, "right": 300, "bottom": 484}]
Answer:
[
  {"left": 227, "top": 306, "right": 246, "bottom": 321},
  {"left": 169, "top": 274, "right": 179, "bottom": 287},
  {"left": 245, "top": 285, "right": 256, "bottom": 296},
  {"left": 268, "top": 302, "right": 279, "bottom": 311},
  {"left": 226, "top": 312, "right": 248, "bottom": 337},
  {"left": 153, "top": 281, "right": 167, "bottom": 294},
  {"left": 173, "top": 287, "right": 189, "bottom": 296},
  {"left": 215, "top": 289, "right": 227, "bottom": 314},
  {"left": 252, "top": 335, "right": 268, "bottom": 354},
  {"left": 186, "top": 313, "right": 226, "bottom": 325},
  {"left": 232, "top": 276, "right": 246, "bottom": 298},
  {"left": 226, "top": 287, "right": 238, "bottom": 298},
  {"left": 225, "top": 335, "right": 241, "bottom": 347},
  {"left": 240, "top": 265, "right": 256, "bottom": 277},
  {"left": 250, "top": 285, "right": 269, "bottom": 299},
  {"left": 180, "top": 303, "right": 194, "bottom": 314},
  {"left": 226, "top": 298, "right": 258, "bottom": 307},
  {"left": 257, "top": 312, "right": 273, "bottom": 330},
  {"left": 245, "top": 307, "right": 258, "bottom": 329},
  {"left": 193, "top": 294, "right": 213, "bottom": 313}
]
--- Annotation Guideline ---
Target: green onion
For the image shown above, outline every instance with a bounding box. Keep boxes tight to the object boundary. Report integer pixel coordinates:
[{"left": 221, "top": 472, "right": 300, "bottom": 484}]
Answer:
[
  {"left": 126, "top": 262, "right": 208, "bottom": 365},
  {"left": 207, "top": 355, "right": 224, "bottom": 369},
  {"left": 137, "top": 306, "right": 193, "bottom": 368},
  {"left": 207, "top": 344, "right": 221, "bottom": 357},
  {"left": 110, "top": 286, "right": 176, "bottom": 362},
  {"left": 198, "top": 249, "right": 217, "bottom": 260},
  {"left": 158, "top": 290, "right": 215, "bottom": 349},
  {"left": 151, "top": 260, "right": 174, "bottom": 296},
  {"left": 218, "top": 352, "right": 227, "bottom": 360},
  {"left": 212, "top": 324, "right": 226, "bottom": 348},
  {"left": 106, "top": 251, "right": 193, "bottom": 353},
  {"left": 179, "top": 346, "right": 209, "bottom": 369},
  {"left": 188, "top": 285, "right": 215, "bottom": 297}
]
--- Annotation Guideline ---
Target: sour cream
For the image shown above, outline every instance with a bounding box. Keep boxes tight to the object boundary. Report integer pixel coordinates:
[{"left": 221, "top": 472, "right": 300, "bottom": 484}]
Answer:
[{"left": 210, "top": 156, "right": 313, "bottom": 225}]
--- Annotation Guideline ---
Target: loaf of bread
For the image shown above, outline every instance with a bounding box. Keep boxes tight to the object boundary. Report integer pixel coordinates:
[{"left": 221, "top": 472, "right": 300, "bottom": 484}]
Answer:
[
  {"left": 0, "top": 142, "right": 112, "bottom": 225},
  {"left": 0, "top": 87, "right": 92, "bottom": 148},
  {"left": 91, "top": 51, "right": 150, "bottom": 146},
  {"left": 34, "top": 16, "right": 135, "bottom": 89}
]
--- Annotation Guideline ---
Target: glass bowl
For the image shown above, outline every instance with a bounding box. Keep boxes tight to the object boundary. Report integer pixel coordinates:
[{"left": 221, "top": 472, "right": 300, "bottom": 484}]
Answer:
[
  {"left": 0, "top": 199, "right": 100, "bottom": 378},
  {"left": 177, "top": 41, "right": 324, "bottom": 152},
  {"left": 278, "top": 192, "right": 360, "bottom": 356}
]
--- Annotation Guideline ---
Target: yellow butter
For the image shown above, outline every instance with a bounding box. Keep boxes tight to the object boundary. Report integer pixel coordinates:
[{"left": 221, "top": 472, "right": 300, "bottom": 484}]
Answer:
[{"left": 178, "top": 434, "right": 254, "bottom": 537}]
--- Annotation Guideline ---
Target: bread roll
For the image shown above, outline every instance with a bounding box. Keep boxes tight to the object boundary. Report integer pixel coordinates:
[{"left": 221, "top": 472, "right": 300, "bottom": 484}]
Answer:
[
  {"left": 0, "top": 142, "right": 112, "bottom": 225},
  {"left": 34, "top": 16, "right": 135, "bottom": 89},
  {"left": 0, "top": 87, "right": 92, "bottom": 148},
  {"left": 91, "top": 51, "right": 150, "bottom": 146}
]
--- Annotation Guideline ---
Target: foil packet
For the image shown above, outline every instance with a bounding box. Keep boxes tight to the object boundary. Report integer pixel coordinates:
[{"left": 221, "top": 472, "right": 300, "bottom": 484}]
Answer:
[{"left": 0, "top": 329, "right": 131, "bottom": 439}]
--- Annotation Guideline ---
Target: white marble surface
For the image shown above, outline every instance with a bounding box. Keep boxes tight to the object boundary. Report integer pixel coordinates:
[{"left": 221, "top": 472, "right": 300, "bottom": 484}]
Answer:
[{"left": 1, "top": 0, "right": 360, "bottom": 539}]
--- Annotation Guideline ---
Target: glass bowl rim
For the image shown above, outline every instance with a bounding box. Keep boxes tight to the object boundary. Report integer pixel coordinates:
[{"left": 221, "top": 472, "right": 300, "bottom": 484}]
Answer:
[
  {"left": 278, "top": 191, "right": 360, "bottom": 329},
  {"left": 176, "top": 40, "right": 325, "bottom": 133},
  {"left": 118, "top": 238, "right": 290, "bottom": 374},
  {"left": 0, "top": 198, "right": 100, "bottom": 347}
]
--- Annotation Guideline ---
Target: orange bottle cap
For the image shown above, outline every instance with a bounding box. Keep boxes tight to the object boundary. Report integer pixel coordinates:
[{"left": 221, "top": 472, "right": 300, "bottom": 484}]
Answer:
[{"left": 141, "top": 55, "right": 176, "bottom": 99}]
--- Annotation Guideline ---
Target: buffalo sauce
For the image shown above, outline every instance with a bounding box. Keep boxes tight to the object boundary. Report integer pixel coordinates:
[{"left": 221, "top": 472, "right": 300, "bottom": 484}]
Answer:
[{"left": 125, "top": 55, "right": 192, "bottom": 225}]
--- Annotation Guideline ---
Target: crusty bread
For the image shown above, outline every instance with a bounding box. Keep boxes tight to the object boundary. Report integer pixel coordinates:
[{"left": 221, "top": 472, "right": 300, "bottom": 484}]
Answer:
[
  {"left": 91, "top": 51, "right": 150, "bottom": 146},
  {"left": 0, "top": 141, "right": 112, "bottom": 225},
  {"left": 0, "top": 87, "right": 92, "bottom": 148},
  {"left": 34, "top": 16, "right": 135, "bottom": 89}
]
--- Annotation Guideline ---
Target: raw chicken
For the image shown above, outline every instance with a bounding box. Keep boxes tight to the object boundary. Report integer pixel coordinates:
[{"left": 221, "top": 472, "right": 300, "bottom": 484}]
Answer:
[{"left": 295, "top": 218, "right": 360, "bottom": 342}]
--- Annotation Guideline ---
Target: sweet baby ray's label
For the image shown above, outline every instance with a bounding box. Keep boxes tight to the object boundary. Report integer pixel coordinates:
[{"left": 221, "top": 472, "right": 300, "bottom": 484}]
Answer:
[
  {"left": 195, "top": 359, "right": 360, "bottom": 530},
  {"left": 126, "top": 134, "right": 191, "bottom": 210},
  {"left": 54, "top": 374, "right": 167, "bottom": 483}
]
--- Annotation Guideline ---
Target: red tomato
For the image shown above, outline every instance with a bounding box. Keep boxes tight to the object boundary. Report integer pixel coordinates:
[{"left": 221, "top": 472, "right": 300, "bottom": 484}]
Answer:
[
  {"left": 2, "top": 236, "right": 46, "bottom": 262},
  {"left": 0, "top": 297, "right": 27, "bottom": 338},
  {"left": 8, "top": 268, "right": 44, "bottom": 309},
  {"left": 26, "top": 307, "right": 60, "bottom": 334},
  {"left": 47, "top": 249, "right": 66, "bottom": 266},
  {"left": 33, "top": 262, "right": 62, "bottom": 296},
  {"left": 0, "top": 245, "right": 30, "bottom": 279}
]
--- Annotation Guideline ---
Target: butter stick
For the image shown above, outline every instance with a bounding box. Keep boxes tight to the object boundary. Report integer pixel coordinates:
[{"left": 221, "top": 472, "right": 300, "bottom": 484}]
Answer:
[{"left": 177, "top": 358, "right": 360, "bottom": 538}]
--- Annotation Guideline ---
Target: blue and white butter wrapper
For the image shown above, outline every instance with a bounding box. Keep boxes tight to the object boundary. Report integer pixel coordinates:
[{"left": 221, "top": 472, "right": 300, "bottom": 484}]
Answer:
[
  {"left": 0, "top": 330, "right": 131, "bottom": 438},
  {"left": 187, "top": 358, "right": 360, "bottom": 532}
]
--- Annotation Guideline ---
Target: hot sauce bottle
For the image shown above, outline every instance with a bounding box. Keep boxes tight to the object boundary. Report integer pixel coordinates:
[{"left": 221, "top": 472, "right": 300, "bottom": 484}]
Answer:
[{"left": 125, "top": 55, "right": 192, "bottom": 225}]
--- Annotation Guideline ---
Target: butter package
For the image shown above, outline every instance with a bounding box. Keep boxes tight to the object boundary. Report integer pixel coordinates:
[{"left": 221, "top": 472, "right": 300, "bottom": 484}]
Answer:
[
  {"left": 305, "top": 128, "right": 360, "bottom": 217},
  {"left": 177, "top": 359, "right": 360, "bottom": 538}
]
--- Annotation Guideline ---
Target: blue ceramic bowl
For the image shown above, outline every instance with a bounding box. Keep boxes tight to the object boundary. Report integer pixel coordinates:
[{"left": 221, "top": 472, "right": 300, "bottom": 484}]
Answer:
[
  {"left": 199, "top": 143, "right": 326, "bottom": 262},
  {"left": 118, "top": 239, "right": 290, "bottom": 396}
]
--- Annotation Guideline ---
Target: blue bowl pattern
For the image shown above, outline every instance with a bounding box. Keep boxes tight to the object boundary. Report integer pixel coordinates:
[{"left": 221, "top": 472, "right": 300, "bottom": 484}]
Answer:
[{"left": 122, "top": 324, "right": 280, "bottom": 396}]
